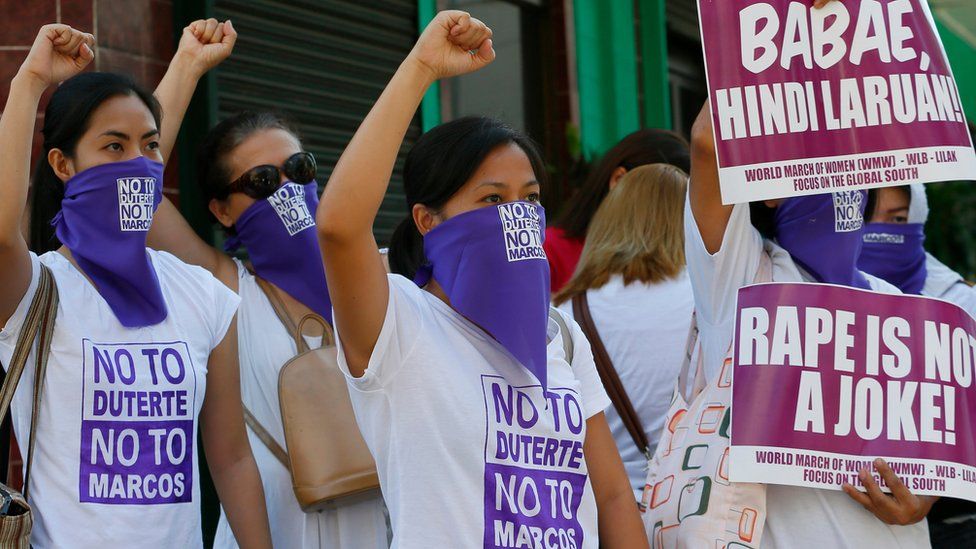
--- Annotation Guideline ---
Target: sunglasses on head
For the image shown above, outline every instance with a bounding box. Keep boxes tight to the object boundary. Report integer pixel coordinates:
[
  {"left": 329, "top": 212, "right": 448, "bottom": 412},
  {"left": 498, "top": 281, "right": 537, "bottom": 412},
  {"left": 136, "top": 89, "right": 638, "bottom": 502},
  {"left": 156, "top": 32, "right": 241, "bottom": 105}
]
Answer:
[{"left": 224, "top": 151, "right": 317, "bottom": 199}]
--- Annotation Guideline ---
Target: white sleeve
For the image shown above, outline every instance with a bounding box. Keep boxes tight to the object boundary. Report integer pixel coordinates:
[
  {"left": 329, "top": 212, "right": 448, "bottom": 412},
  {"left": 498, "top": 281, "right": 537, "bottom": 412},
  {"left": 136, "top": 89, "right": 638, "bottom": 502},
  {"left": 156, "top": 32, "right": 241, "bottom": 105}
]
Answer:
[
  {"left": 0, "top": 253, "right": 41, "bottom": 359},
  {"left": 864, "top": 272, "right": 903, "bottom": 295},
  {"left": 941, "top": 282, "right": 976, "bottom": 321},
  {"left": 556, "top": 309, "right": 611, "bottom": 419},
  {"left": 335, "top": 274, "right": 427, "bottom": 391},
  {"left": 209, "top": 277, "right": 241, "bottom": 350},
  {"left": 684, "top": 196, "right": 764, "bottom": 329}
]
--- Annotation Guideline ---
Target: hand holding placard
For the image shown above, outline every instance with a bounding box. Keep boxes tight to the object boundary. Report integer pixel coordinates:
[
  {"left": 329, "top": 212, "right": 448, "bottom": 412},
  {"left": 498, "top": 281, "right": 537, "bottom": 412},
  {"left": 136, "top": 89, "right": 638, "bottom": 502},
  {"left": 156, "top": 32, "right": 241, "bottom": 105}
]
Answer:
[{"left": 843, "top": 458, "right": 937, "bottom": 525}]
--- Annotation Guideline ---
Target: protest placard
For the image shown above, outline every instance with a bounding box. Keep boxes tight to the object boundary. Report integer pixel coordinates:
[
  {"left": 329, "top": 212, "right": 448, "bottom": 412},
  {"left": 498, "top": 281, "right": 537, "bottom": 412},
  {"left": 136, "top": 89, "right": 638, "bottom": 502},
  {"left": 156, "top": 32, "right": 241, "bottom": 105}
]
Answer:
[
  {"left": 730, "top": 283, "right": 976, "bottom": 501},
  {"left": 698, "top": 0, "right": 976, "bottom": 204}
]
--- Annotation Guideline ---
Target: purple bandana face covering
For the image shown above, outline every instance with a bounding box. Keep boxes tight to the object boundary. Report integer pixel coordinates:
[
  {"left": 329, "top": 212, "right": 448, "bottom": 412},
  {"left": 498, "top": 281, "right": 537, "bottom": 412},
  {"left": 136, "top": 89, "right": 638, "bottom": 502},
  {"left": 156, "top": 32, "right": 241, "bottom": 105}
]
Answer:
[
  {"left": 858, "top": 222, "right": 928, "bottom": 295},
  {"left": 774, "top": 190, "right": 871, "bottom": 289},
  {"left": 414, "top": 202, "right": 551, "bottom": 390},
  {"left": 224, "top": 181, "right": 332, "bottom": 324},
  {"left": 53, "top": 156, "right": 167, "bottom": 327}
]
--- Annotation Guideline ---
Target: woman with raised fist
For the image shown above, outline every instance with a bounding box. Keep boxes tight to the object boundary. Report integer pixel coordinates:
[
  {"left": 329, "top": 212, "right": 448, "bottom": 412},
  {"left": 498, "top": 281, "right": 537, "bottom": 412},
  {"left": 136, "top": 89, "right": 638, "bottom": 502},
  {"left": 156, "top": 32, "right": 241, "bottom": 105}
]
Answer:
[
  {"left": 146, "top": 19, "right": 389, "bottom": 549},
  {"left": 0, "top": 24, "right": 271, "bottom": 548},
  {"left": 318, "top": 11, "right": 648, "bottom": 548}
]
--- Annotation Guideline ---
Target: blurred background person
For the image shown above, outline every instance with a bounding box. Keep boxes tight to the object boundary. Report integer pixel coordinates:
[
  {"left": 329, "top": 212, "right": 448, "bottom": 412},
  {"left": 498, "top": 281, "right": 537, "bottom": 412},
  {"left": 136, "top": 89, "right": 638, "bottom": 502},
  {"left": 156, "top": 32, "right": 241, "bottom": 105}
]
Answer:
[
  {"left": 546, "top": 129, "right": 690, "bottom": 292},
  {"left": 858, "top": 183, "right": 976, "bottom": 548},
  {"left": 554, "top": 163, "right": 693, "bottom": 496}
]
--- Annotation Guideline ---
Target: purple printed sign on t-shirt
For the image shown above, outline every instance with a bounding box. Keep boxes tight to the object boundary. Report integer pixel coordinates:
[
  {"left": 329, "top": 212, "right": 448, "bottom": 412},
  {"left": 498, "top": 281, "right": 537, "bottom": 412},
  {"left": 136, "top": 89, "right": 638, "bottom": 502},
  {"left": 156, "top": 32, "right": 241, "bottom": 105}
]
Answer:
[
  {"left": 698, "top": 0, "right": 976, "bottom": 204},
  {"left": 80, "top": 340, "right": 198, "bottom": 505},
  {"left": 730, "top": 283, "right": 976, "bottom": 502},
  {"left": 481, "top": 376, "right": 588, "bottom": 548}
]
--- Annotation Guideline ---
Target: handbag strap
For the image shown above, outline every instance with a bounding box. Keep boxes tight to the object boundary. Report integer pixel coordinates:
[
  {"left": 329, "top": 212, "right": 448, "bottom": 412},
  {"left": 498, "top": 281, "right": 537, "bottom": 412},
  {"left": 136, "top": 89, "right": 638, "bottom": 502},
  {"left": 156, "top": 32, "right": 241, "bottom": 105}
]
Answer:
[
  {"left": 255, "top": 276, "right": 308, "bottom": 353},
  {"left": 679, "top": 251, "right": 774, "bottom": 399},
  {"left": 677, "top": 312, "right": 701, "bottom": 401},
  {"left": 242, "top": 406, "right": 290, "bottom": 469},
  {"left": 548, "top": 308, "right": 574, "bottom": 364},
  {"left": 249, "top": 278, "right": 333, "bottom": 471},
  {"left": 0, "top": 265, "right": 58, "bottom": 499},
  {"left": 297, "top": 313, "right": 334, "bottom": 349},
  {"left": 571, "top": 291, "right": 650, "bottom": 458},
  {"left": 255, "top": 277, "right": 334, "bottom": 352}
]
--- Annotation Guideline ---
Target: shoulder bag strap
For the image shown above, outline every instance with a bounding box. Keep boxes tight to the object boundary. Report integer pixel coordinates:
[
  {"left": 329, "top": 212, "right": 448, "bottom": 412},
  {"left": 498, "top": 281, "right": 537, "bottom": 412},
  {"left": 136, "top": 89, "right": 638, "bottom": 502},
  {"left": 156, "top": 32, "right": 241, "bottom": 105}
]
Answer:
[
  {"left": 677, "top": 312, "right": 701, "bottom": 401},
  {"left": 297, "top": 314, "right": 333, "bottom": 349},
  {"left": 571, "top": 291, "right": 650, "bottom": 457},
  {"left": 0, "top": 265, "right": 58, "bottom": 498},
  {"left": 24, "top": 266, "right": 57, "bottom": 498},
  {"left": 242, "top": 407, "right": 289, "bottom": 469},
  {"left": 254, "top": 276, "right": 309, "bottom": 353},
  {"left": 683, "top": 251, "right": 773, "bottom": 396},
  {"left": 548, "top": 308, "right": 573, "bottom": 364},
  {"left": 248, "top": 277, "right": 306, "bottom": 469}
]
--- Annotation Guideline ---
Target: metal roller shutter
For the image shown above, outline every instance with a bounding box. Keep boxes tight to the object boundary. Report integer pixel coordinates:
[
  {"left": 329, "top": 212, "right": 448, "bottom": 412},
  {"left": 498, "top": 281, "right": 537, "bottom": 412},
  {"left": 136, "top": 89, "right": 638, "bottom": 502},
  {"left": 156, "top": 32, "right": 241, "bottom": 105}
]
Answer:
[{"left": 213, "top": 0, "right": 421, "bottom": 244}]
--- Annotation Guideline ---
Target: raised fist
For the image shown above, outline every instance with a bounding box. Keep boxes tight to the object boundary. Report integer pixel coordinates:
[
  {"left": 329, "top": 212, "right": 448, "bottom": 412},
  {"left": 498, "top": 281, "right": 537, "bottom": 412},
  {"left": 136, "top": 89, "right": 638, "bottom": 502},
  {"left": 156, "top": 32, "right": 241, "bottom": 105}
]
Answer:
[
  {"left": 408, "top": 11, "right": 495, "bottom": 81},
  {"left": 176, "top": 19, "right": 237, "bottom": 77},
  {"left": 19, "top": 24, "right": 95, "bottom": 87}
]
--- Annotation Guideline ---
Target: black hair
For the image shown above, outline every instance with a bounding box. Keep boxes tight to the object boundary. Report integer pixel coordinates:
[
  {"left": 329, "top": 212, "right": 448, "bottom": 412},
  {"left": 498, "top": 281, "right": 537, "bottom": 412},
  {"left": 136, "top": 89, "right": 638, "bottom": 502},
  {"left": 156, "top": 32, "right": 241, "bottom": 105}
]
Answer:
[
  {"left": 557, "top": 129, "right": 690, "bottom": 240},
  {"left": 749, "top": 201, "right": 777, "bottom": 239},
  {"left": 388, "top": 116, "right": 547, "bottom": 279},
  {"left": 196, "top": 110, "right": 301, "bottom": 219},
  {"left": 29, "top": 72, "right": 161, "bottom": 253},
  {"left": 864, "top": 185, "right": 910, "bottom": 221}
]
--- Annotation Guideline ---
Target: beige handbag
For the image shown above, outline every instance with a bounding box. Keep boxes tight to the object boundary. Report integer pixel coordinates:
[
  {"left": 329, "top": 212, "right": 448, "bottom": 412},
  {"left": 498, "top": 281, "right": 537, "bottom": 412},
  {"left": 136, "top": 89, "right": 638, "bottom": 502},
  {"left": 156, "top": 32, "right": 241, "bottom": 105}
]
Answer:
[
  {"left": 246, "top": 278, "right": 380, "bottom": 512},
  {"left": 0, "top": 265, "right": 58, "bottom": 548}
]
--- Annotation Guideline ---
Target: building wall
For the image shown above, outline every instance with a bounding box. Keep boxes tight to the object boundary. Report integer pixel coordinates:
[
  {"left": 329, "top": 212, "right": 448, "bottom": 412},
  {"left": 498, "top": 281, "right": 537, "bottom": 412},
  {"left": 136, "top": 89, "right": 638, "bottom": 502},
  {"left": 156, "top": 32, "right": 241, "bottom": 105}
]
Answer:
[{"left": 0, "top": 0, "right": 179, "bottom": 207}]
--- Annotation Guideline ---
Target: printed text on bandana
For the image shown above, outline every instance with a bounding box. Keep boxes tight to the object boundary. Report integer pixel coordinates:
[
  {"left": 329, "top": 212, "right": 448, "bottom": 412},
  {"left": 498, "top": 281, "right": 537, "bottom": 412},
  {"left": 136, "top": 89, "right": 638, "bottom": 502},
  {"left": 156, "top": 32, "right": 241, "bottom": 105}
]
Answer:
[
  {"left": 268, "top": 184, "right": 314, "bottom": 236},
  {"left": 80, "top": 340, "right": 197, "bottom": 505},
  {"left": 499, "top": 203, "right": 546, "bottom": 263},
  {"left": 864, "top": 232, "right": 905, "bottom": 244},
  {"left": 833, "top": 190, "right": 863, "bottom": 232},
  {"left": 482, "top": 376, "right": 587, "bottom": 549},
  {"left": 117, "top": 177, "right": 156, "bottom": 232}
]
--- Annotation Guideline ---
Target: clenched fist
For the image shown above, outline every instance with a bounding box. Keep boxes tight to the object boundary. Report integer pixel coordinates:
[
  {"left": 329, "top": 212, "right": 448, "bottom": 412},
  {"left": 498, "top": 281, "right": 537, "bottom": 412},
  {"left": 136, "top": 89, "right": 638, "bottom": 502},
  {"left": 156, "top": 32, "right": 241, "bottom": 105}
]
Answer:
[{"left": 407, "top": 11, "right": 495, "bottom": 82}]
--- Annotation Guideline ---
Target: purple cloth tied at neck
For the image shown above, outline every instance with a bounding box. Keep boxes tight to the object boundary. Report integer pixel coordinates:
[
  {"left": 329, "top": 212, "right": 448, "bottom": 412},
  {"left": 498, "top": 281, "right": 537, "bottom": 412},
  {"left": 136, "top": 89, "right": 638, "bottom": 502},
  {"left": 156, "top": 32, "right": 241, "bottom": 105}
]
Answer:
[
  {"left": 224, "top": 181, "right": 332, "bottom": 324},
  {"left": 52, "top": 156, "right": 167, "bottom": 327},
  {"left": 414, "top": 202, "right": 552, "bottom": 391},
  {"left": 774, "top": 190, "right": 872, "bottom": 290},
  {"left": 858, "top": 222, "right": 928, "bottom": 295}
]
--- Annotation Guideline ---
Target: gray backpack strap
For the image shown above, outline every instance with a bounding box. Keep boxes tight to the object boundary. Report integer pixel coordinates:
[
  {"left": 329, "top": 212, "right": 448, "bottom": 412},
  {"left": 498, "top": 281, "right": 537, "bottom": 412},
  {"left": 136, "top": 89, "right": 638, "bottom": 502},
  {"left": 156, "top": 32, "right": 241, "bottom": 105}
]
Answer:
[{"left": 549, "top": 308, "right": 574, "bottom": 364}]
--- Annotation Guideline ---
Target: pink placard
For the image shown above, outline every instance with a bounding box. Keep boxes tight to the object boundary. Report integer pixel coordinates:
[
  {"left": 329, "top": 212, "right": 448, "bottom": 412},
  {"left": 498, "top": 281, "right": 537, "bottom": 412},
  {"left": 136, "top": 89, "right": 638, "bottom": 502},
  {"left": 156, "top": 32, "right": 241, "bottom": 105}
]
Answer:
[
  {"left": 698, "top": 0, "right": 976, "bottom": 203},
  {"left": 731, "top": 282, "right": 976, "bottom": 501}
]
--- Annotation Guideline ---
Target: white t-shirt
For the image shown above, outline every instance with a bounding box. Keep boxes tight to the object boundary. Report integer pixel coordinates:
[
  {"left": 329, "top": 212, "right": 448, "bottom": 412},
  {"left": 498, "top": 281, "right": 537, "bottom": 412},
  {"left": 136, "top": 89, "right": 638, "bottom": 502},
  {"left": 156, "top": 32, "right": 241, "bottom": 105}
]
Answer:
[
  {"left": 684, "top": 200, "right": 930, "bottom": 548},
  {"left": 923, "top": 253, "right": 976, "bottom": 319},
  {"left": 212, "top": 260, "right": 388, "bottom": 549},
  {"left": 0, "top": 250, "right": 239, "bottom": 549},
  {"left": 337, "top": 275, "right": 611, "bottom": 549},
  {"left": 557, "top": 272, "right": 694, "bottom": 493}
]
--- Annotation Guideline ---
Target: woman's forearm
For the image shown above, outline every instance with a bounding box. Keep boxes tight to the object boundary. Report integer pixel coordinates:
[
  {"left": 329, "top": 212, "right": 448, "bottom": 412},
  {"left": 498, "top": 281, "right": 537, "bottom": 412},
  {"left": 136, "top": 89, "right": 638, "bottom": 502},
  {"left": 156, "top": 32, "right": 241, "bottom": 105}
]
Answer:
[
  {"left": 209, "top": 451, "right": 272, "bottom": 549},
  {"left": 153, "top": 53, "right": 202, "bottom": 164},
  {"left": 584, "top": 413, "right": 649, "bottom": 547},
  {"left": 317, "top": 57, "right": 433, "bottom": 242},
  {"left": 0, "top": 74, "right": 46, "bottom": 245},
  {"left": 598, "top": 487, "right": 648, "bottom": 548}
]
